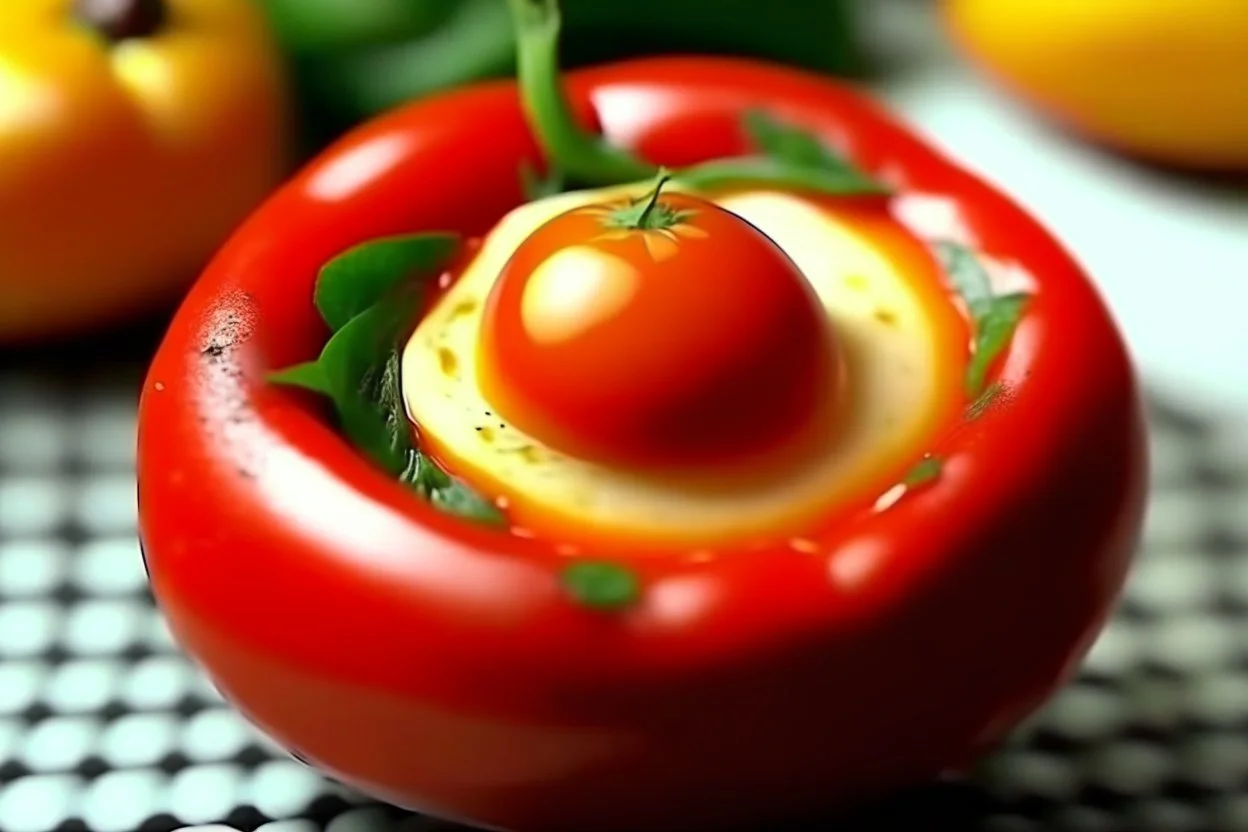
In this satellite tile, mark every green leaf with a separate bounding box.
[935,242,994,318]
[519,159,566,200]
[258,0,453,55]
[675,110,889,198]
[268,361,331,395]
[271,226,503,529]
[300,297,506,525]
[966,293,1028,397]
[317,299,421,476]
[560,0,863,77]
[561,561,641,611]
[270,0,860,138]
[315,233,459,332]
[675,156,888,198]
[743,109,857,173]
[292,0,517,126]
[409,454,507,525]
[408,449,450,491]
[902,456,943,488]
[935,242,1031,397]
[431,480,507,525]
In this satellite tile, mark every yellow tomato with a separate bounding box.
[0,0,290,340]
[943,0,1248,170]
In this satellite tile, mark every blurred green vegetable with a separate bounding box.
[258,0,862,147]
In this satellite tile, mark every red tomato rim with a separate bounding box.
[138,56,1145,680]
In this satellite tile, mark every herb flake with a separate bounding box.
[409,454,506,526]
[935,242,1031,398]
[966,382,1005,420]
[562,561,641,611]
[902,456,943,488]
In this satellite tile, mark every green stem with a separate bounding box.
[634,170,671,228]
[603,169,690,231]
[506,0,657,186]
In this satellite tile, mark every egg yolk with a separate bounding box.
[476,186,842,473]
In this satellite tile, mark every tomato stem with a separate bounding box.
[634,170,672,228]
[507,0,657,186]
[603,169,691,231]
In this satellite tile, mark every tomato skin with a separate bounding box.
[137,58,1147,832]
[477,191,839,471]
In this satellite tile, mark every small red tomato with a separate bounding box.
[476,178,842,471]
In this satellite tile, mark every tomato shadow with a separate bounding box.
[0,306,170,402]
[744,781,1006,832]
[356,780,1018,832]
[0,308,169,371]
[341,781,993,832]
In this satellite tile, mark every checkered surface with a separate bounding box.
[0,345,1245,832]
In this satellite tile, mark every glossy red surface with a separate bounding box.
[137,58,1148,832]
[478,191,840,472]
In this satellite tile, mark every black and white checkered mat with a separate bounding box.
[0,343,1245,832]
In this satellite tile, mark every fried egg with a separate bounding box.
[401,184,964,549]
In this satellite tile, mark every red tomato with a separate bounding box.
[477,186,840,470]
[137,57,1147,832]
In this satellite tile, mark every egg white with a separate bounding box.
[402,184,951,548]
